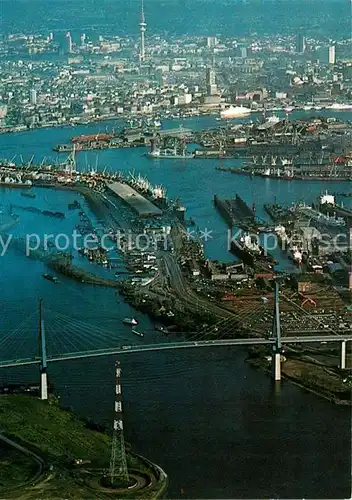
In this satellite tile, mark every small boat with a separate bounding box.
[123,317,138,326]
[42,210,65,219]
[155,324,169,334]
[42,273,59,283]
[68,200,81,210]
[132,329,144,337]
[21,191,36,198]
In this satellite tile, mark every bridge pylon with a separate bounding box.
[39,299,48,400]
[340,340,347,370]
[272,280,282,381]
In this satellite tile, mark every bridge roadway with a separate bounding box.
[0,335,351,369]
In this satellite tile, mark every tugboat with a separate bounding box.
[123,318,138,326]
[42,273,59,283]
[132,329,144,337]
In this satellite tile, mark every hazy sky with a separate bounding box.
[1,0,349,36]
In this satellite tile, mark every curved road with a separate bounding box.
[0,433,45,492]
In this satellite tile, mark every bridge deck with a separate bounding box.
[0,335,351,369]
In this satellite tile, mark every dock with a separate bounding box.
[106,182,163,217]
[214,194,255,228]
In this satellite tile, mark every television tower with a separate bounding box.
[139,0,146,62]
[109,361,129,484]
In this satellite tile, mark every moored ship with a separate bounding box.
[71,133,115,143]
[220,105,251,119]
[0,175,32,188]
[146,138,194,159]
[230,233,275,267]
[217,153,352,181]
[146,148,194,159]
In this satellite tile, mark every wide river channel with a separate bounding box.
[0,112,351,498]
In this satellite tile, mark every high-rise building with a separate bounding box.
[29,88,37,105]
[80,33,86,47]
[65,32,73,54]
[328,45,336,65]
[139,0,147,62]
[240,47,248,58]
[0,105,8,119]
[206,68,216,86]
[206,67,217,95]
[206,37,218,48]
[296,34,306,53]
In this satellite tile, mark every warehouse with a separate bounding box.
[107,182,163,217]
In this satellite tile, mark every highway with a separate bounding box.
[0,335,351,368]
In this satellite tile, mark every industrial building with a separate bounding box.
[107,182,162,217]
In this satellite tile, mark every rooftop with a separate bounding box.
[107,181,162,217]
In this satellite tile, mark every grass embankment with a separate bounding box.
[0,395,167,499]
[248,347,352,404]
[0,395,111,467]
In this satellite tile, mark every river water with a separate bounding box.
[0,113,351,498]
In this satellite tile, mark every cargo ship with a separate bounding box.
[146,146,194,159]
[230,233,276,267]
[0,176,32,188]
[315,192,352,224]
[217,155,352,181]
[71,133,115,143]
[146,138,194,159]
[220,105,251,119]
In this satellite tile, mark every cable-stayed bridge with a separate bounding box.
[0,283,350,399]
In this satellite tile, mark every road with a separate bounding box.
[162,252,234,319]
[0,433,45,491]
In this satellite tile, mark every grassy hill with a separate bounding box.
[0,395,167,499]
